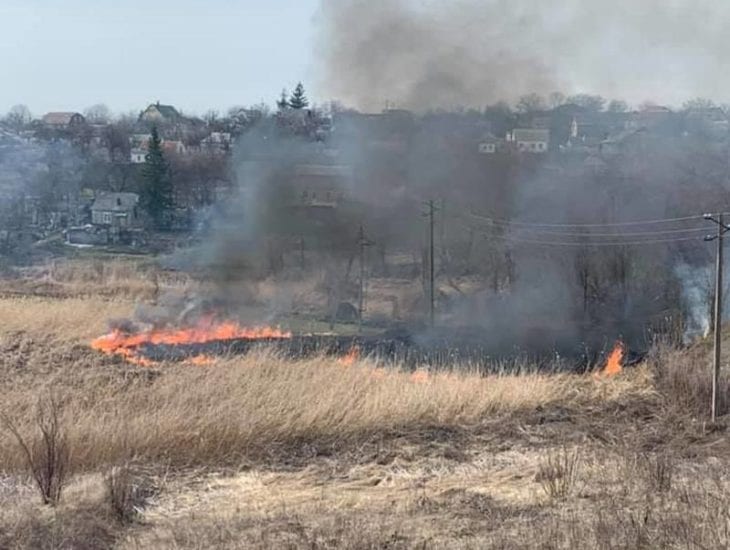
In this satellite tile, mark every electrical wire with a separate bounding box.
[458,221,708,247]
[468,211,727,229]
[467,222,709,238]
[489,234,704,247]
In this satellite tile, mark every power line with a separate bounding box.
[468,220,708,238]
[462,223,704,247]
[468,211,723,229]
[484,234,702,247]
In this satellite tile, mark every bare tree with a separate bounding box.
[84,103,112,124]
[516,93,546,113]
[682,98,716,111]
[548,92,566,109]
[4,104,32,130]
[567,94,606,112]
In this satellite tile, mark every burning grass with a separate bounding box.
[0,349,652,472]
[2,288,730,548]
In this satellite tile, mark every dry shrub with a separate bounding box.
[105,463,155,524]
[650,341,730,417]
[1,394,70,506]
[536,447,581,500]
[0,477,123,550]
[642,453,674,493]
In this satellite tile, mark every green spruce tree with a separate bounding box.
[289,82,309,109]
[140,126,173,230]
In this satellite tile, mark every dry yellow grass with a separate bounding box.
[0,348,654,472]
[0,258,195,301]
[2,272,724,549]
[0,296,134,341]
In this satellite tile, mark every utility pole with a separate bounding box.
[424,200,437,327]
[704,213,729,422]
[357,225,374,332]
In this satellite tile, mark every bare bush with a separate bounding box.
[105,463,157,524]
[1,394,70,506]
[536,447,581,500]
[643,453,674,493]
[650,342,730,417]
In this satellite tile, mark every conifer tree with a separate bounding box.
[140,126,173,230]
[289,82,309,110]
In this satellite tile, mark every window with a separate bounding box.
[102,212,112,224]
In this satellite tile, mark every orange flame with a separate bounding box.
[189,355,215,366]
[91,316,291,366]
[410,369,430,384]
[338,345,360,366]
[597,341,624,378]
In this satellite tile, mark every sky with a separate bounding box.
[0,0,320,117]
[5,0,730,118]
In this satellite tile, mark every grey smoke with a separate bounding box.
[674,262,712,343]
[315,0,730,111]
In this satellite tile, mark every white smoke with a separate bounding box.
[674,263,711,343]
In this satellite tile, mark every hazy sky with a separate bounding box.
[1,0,320,117]
[6,0,730,118]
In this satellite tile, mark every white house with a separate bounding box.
[508,129,550,153]
[130,148,146,164]
[478,133,500,154]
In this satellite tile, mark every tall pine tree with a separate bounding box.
[140,126,173,230]
[289,82,309,109]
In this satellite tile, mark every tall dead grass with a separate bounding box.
[0,296,133,341]
[0,352,653,472]
[1,258,195,300]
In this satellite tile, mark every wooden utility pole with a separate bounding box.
[357,225,373,332]
[705,213,728,422]
[713,214,724,422]
[427,200,436,327]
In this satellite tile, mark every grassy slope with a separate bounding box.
[1,261,730,548]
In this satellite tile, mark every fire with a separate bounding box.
[91,316,291,366]
[189,355,215,366]
[339,345,360,366]
[410,369,430,384]
[597,341,624,378]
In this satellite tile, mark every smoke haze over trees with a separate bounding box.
[315,0,730,111]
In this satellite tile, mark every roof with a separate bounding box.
[142,103,181,120]
[42,112,84,126]
[512,129,550,142]
[479,132,500,143]
[91,192,139,212]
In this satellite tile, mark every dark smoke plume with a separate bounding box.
[315,0,730,111]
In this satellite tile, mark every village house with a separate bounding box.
[40,112,86,128]
[139,102,183,124]
[130,149,146,164]
[508,128,550,153]
[91,192,140,228]
[161,140,186,156]
[200,132,232,153]
[477,133,501,154]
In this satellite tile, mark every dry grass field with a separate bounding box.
[1,260,730,549]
